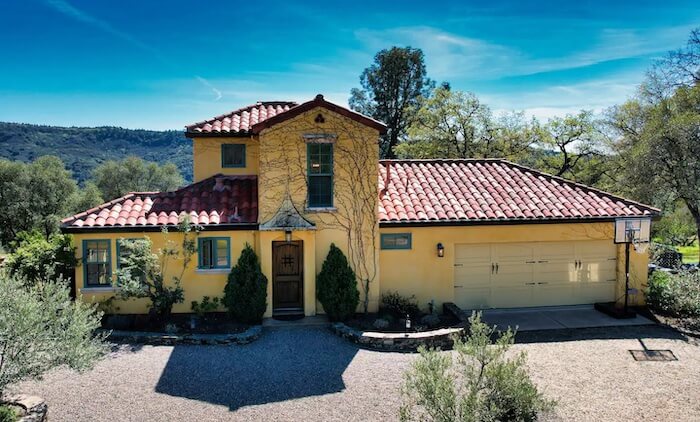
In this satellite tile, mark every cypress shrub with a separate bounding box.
[224,244,268,324]
[317,243,359,321]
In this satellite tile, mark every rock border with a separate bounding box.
[331,322,465,352]
[1,394,48,422]
[104,325,263,346]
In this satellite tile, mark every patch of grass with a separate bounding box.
[677,242,699,264]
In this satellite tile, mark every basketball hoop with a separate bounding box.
[633,238,649,254]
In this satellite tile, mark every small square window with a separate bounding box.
[198,237,231,269]
[222,144,246,168]
[381,233,412,250]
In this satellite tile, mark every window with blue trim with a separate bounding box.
[381,233,412,250]
[222,144,246,168]
[198,237,230,269]
[83,239,111,286]
[307,143,333,207]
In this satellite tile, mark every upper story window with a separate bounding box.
[307,143,333,208]
[83,239,111,287]
[198,237,231,269]
[222,144,246,168]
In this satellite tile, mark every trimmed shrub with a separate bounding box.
[224,244,268,324]
[317,244,359,322]
[4,231,77,286]
[647,270,700,317]
[381,290,420,319]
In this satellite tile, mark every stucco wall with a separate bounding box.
[379,222,648,312]
[192,136,259,182]
[73,230,257,314]
[257,106,381,313]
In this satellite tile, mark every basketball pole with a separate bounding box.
[624,242,630,313]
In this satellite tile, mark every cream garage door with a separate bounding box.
[454,240,617,309]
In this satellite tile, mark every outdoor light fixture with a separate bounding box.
[285,230,292,243]
[437,243,444,258]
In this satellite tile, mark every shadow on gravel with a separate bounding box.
[514,324,690,345]
[155,327,358,411]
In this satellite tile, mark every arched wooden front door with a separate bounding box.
[272,241,304,314]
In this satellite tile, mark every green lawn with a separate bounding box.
[678,242,699,264]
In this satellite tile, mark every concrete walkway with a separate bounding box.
[480,305,654,332]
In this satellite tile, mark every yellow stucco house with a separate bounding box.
[61,95,659,318]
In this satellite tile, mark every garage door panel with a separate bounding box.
[454,240,618,310]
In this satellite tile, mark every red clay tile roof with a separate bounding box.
[185,95,387,137]
[186,101,297,136]
[61,175,258,229]
[378,159,659,224]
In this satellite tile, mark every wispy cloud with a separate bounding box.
[45,0,223,101]
[354,24,695,80]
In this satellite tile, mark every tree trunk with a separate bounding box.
[687,202,700,265]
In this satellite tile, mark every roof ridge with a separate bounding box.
[185,101,297,130]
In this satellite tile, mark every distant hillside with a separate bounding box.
[0,122,193,183]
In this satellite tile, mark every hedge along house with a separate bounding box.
[62,95,660,318]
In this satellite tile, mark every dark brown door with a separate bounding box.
[272,241,303,312]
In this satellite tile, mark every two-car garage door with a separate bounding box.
[454,240,617,310]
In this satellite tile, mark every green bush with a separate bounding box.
[191,296,221,317]
[647,270,700,317]
[400,312,554,422]
[0,274,106,397]
[4,231,77,286]
[381,291,420,319]
[316,244,359,322]
[0,405,17,422]
[223,244,267,324]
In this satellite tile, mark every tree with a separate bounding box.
[0,156,79,247]
[400,312,554,422]
[116,217,200,319]
[644,28,700,99]
[654,202,698,247]
[91,156,184,200]
[0,274,106,397]
[316,244,360,322]
[350,47,434,158]
[223,244,268,324]
[609,85,700,263]
[73,181,104,212]
[398,87,538,161]
[537,111,608,183]
[4,232,77,287]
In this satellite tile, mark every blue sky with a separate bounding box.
[1,0,699,130]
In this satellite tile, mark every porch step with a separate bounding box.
[262,315,330,328]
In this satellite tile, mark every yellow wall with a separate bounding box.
[379,222,648,312]
[191,136,259,182]
[73,230,256,314]
[257,106,381,313]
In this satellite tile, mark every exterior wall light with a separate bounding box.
[285,230,292,243]
[437,243,444,258]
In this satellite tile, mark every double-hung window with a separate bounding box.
[307,142,333,208]
[83,240,111,287]
[198,237,231,269]
[221,144,246,168]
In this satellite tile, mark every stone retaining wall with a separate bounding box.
[331,323,465,352]
[2,394,47,422]
[105,325,263,346]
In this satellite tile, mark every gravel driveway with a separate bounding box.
[16,325,700,421]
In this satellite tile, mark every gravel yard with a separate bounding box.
[16,325,700,421]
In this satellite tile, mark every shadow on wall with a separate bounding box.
[154,327,359,411]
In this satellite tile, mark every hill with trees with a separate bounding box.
[0,122,192,183]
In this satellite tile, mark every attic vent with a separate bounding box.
[315,113,325,123]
